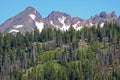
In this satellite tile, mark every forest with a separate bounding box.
[0,23,120,80]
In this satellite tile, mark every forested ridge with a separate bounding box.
[0,23,120,80]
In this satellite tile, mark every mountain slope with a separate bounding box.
[0,6,43,34]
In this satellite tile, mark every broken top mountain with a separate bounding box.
[0,6,119,34]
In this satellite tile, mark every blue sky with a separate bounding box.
[0,0,120,24]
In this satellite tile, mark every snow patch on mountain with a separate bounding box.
[100,23,104,28]
[14,25,23,29]
[29,14,36,20]
[60,25,70,31]
[58,16,70,31]
[9,30,19,33]
[58,16,66,25]
[50,21,54,26]
[72,21,83,30]
[90,22,93,26]
[35,21,44,32]
[76,26,83,31]
[73,21,80,29]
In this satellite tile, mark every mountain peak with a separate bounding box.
[25,6,36,11]
[24,6,38,15]
[49,11,71,17]
[0,6,42,33]
[111,11,117,18]
[99,11,107,18]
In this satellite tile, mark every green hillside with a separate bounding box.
[0,24,120,80]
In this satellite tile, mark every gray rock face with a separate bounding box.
[46,11,85,29]
[117,16,120,25]
[100,11,108,19]
[0,6,42,34]
[72,17,84,24]
[0,6,119,34]
[111,11,117,18]
[46,11,72,27]
[91,11,117,24]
